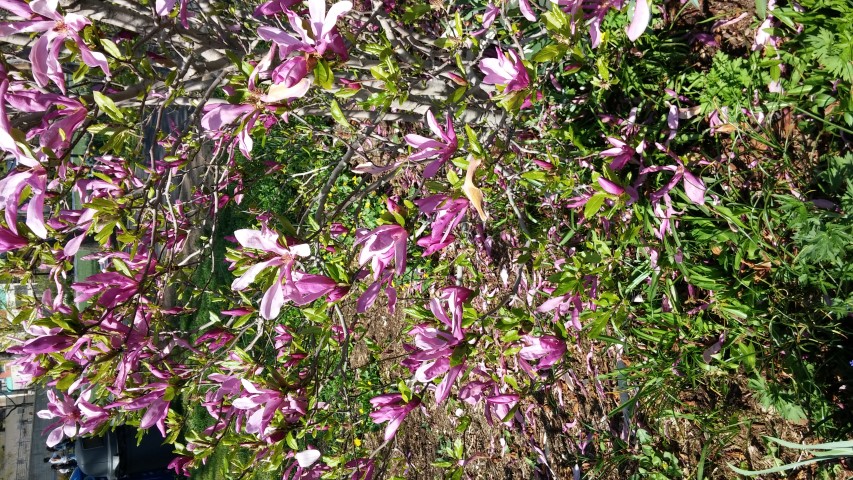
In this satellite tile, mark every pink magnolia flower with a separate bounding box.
[231,379,306,438]
[597,177,638,204]
[230,228,337,319]
[0,0,110,92]
[479,48,530,93]
[8,331,74,355]
[0,225,27,252]
[473,3,500,36]
[403,325,465,404]
[641,144,706,205]
[626,0,651,42]
[518,335,567,371]
[414,194,468,255]
[17,90,89,156]
[651,192,680,239]
[257,0,352,60]
[37,390,81,447]
[155,0,190,28]
[0,163,48,238]
[459,380,497,406]
[201,100,273,158]
[538,292,583,329]
[484,393,520,426]
[354,225,407,312]
[429,286,472,341]
[283,449,327,479]
[264,56,312,102]
[599,136,641,171]
[168,456,193,477]
[404,111,458,178]
[0,72,37,165]
[369,393,420,441]
[753,0,778,50]
[254,0,301,17]
[346,458,375,480]
[72,271,139,308]
[519,0,536,21]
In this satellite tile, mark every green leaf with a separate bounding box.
[286,432,298,450]
[543,5,570,32]
[464,125,484,157]
[335,88,360,99]
[329,99,350,130]
[402,4,431,22]
[93,91,124,122]
[314,60,334,90]
[454,11,463,38]
[532,44,568,63]
[584,193,606,219]
[111,258,132,277]
[100,38,123,59]
[398,381,412,403]
[755,0,767,19]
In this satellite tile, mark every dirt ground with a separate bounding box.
[348,295,852,479]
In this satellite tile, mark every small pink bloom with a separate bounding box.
[404,111,458,178]
[519,335,567,370]
[414,194,468,255]
[257,0,352,60]
[355,224,407,280]
[230,228,336,319]
[428,286,472,341]
[479,48,530,93]
[369,393,420,441]
[473,3,500,36]
[0,0,110,92]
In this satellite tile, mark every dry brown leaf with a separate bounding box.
[462,156,487,222]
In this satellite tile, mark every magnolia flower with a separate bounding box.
[254,0,301,17]
[403,325,465,404]
[356,224,407,278]
[230,379,306,438]
[753,0,778,50]
[202,96,288,158]
[429,286,472,341]
[519,0,536,21]
[641,144,706,205]
[168,457,193,478]
[473,3,500,36]
[626,0,651,42]
[414,194,468,255]
[0,226,27,252]
[38,390,81,447]
[0,0,110,92]
[0,72,36,165]
[599,137,640,171]
[404,111,458,178]
[485,394,520,426]
[0,163,48,238]
[264,56,312,102]
[354,225,407,313]
[369,393,420,441]
[155,0,190,28]
[346,458,375,480]
[230,228,337,319]
[479,48,530,93]
[518,335,567,371]
[597,177,639,204]
[257,0,352,60]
